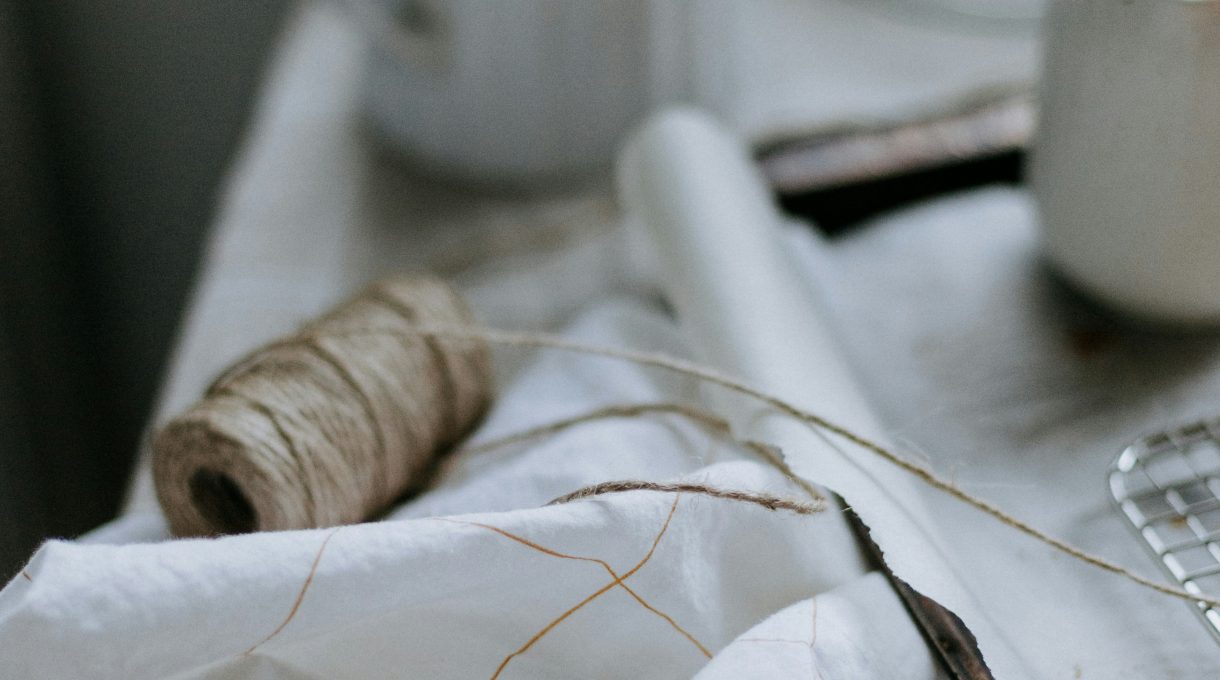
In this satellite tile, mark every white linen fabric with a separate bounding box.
[695,573,943,680]
[17,185,1220,678]
[0,302,937,679]
[8,3,1196,678]
[793,187,1220,678]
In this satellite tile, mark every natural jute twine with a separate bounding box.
[384,324,1220,611]
[152,273,1220,611]
[152,275,492,537]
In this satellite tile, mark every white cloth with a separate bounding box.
[794,186,1220,678]
[5,4,1160,678]
[121,0,1041,514]
[0,302,936,679]
[696,573,942,680]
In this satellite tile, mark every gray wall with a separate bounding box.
[0,0,288,576]
[0,0,93,577]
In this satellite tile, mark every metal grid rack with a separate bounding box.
[1109,420,1220,643]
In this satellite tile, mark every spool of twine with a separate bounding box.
[152,275,493,537]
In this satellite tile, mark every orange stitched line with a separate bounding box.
[808,598,824,680]
[440,512,711,658]
[243,528,341,656]
[491,495,681,680]
[735,600,822,679]
[491,572,624,678]
[438,518,614,567]
[619,587,711,658]
[20,569,31,582]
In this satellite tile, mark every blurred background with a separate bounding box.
[0,0,1051,579]
[0,1,290,576]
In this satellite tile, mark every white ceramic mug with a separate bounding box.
[1032,0,1220,324]
[351,0,695,187]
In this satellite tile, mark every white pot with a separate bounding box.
[356,0,695,188]
[1032,0,1220,324]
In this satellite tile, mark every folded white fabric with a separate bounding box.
[792,186,1220,677]
[696,573,945,680]
[0,301,936,679]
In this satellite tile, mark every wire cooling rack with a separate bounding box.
[1109,420,1220,643]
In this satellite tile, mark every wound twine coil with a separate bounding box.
[149,275,1220,611]
[152,275,493,537]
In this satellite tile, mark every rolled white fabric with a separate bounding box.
[617,109,1026,676]
[0,301,920,679]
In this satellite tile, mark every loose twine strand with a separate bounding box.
[314,322,1220,611]
[463,401,827,510]
[549,481,821,515]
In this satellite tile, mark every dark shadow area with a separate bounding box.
[776,150,1025,234]
[0,0,288,579]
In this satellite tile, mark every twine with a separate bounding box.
[362,323,1220,612]
[151,275,493,537]
[151,275,1220,611]
[549,482,821,515]
[461,401,826,506]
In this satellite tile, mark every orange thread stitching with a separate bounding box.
[736,599,822,680]
[617,585,710,658]
[243,527,341,656]
[491,494,681,680]
[808,598,824,680]
[437,518,613,567]
[440,511,711,658]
